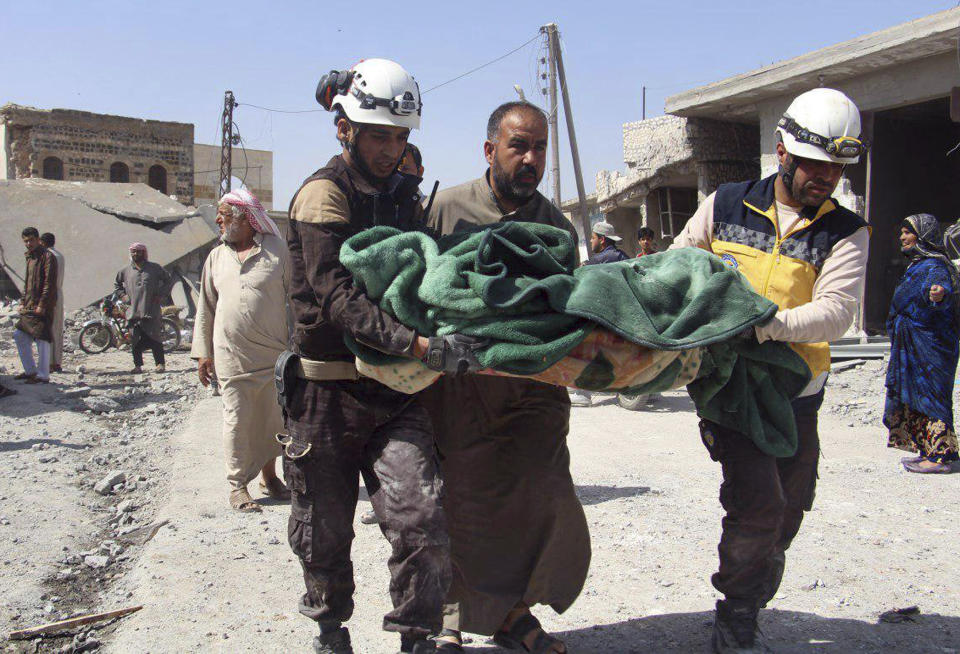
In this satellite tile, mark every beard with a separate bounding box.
[491,159,539,203]
[221,222,243,244]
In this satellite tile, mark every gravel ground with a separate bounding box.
[2,341,959,653]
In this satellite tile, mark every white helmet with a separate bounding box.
[316,58,421,130]
[776,88,864,164]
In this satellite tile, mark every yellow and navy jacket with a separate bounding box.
[710,174,867,378]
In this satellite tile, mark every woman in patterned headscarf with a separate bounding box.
[884,213,960,473]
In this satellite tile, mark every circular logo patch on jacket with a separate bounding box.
[720,254,739,269]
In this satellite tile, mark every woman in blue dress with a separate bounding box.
[884,213,960,473]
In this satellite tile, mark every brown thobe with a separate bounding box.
[191,234,289,489]
[421,172,591,635]
[17,246,58,342]
[114,260,171,342]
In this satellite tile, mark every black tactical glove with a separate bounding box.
[423,333,489,375]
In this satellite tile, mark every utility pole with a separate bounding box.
[642,85,646,120]
[219,90,236,199]
[541,24,561,209]
[545,23,591,245]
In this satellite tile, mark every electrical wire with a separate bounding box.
[422,33,541,94]
[231,121,250,186]
[238,103,325,114]
[232,33,541,117]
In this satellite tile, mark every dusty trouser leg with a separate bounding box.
[14,329,38,376]
[131,325,148,368]
[758,389,824,608]
[700,420,786,607]
[147,333,165,366]
[34,339,51,380]
[365,400,451,639]
[284,380,365,630]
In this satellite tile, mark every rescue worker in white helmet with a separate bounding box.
[280,58,475,654]
[671,87,870,653]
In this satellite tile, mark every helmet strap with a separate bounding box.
[778,149,800,199]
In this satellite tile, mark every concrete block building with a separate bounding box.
[193,143,274,210]
[599,7,960,332]
[0,104,195,205]
[596,115,758,255]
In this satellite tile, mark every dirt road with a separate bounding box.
[4,354,960,653]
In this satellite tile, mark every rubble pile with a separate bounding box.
[0,348,204,649]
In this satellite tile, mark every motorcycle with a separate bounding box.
[77,291,182,355]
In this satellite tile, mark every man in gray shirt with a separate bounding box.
[114,243,170,373]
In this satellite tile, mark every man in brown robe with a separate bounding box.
[13,227,58,384]
[422,101,590,654]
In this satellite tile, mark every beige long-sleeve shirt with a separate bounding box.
[191,234,291,378]
[671,191,869,395]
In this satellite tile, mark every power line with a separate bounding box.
[238,102,325,114]
[422,33,541,94]
[232,34,541,117]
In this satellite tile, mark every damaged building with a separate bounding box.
[0,102,275,311]
[0,179,218,311]
[598,7,960,331]
[0,104,195,205]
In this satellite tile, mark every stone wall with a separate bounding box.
[597,115,759,209]
[0,104,194,205]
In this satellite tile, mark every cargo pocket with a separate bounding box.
[287,494,315,563]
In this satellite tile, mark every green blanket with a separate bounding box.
[341,222,811,456]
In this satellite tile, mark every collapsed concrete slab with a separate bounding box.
[0,180,218,310]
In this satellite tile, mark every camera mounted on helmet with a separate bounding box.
[777,116,868,161]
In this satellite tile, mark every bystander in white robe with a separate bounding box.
[191,233,290,490]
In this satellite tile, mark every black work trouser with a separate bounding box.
[281,378,451,637]
[699,388,824,608]
[131,324,165,367]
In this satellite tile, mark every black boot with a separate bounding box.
[313,626,354,654]
[712,599,771,653]
[399,633,437,653]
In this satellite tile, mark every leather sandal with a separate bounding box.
[230,487,262,512]
[493,613,566,653]
[435,629,464,652]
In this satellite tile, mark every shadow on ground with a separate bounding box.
[581,392,695,414]
[575,484,656,506]
[463,609,960,653]
[0,437,87,453]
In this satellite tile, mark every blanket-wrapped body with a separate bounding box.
[341,222,809,457]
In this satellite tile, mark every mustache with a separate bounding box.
[515,165,538,179]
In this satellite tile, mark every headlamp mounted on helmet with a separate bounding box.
[777,116,868,160]
[351,86,421,117]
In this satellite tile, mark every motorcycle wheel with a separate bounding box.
[78,323,114,354]
[161,318,181,353]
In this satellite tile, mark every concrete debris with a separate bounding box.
[83,397,121,414]
[93,470,127,495]
[83,555,110,569]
